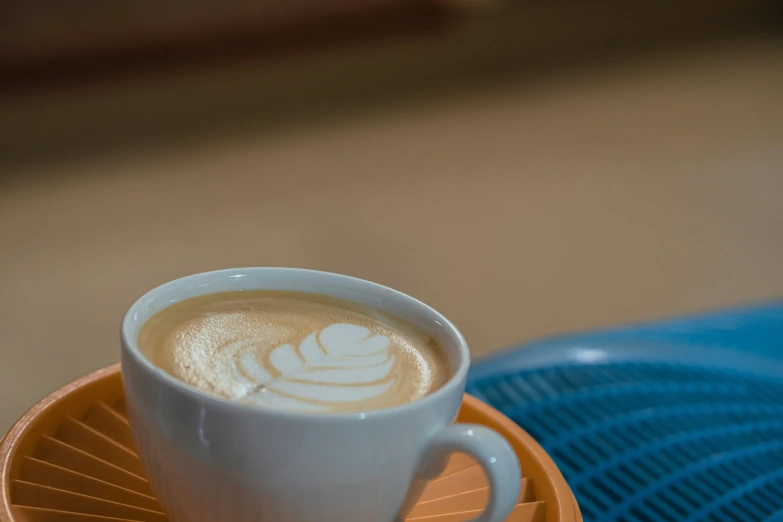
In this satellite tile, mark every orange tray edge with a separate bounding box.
[1,364,581,522]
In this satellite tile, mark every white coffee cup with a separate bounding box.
[121,268,521,522]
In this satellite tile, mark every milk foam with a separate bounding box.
[138,291,448,413]
[229,323,404,410]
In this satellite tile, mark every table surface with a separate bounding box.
[1,36,782,433]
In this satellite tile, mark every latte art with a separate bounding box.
[138,291,449,413]
[225,323,414,410]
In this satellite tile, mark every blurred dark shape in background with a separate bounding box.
[0,0,781,165]
[1,0,782,432]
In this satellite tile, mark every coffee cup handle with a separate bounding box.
[417,424,521,522]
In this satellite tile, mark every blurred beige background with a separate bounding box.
[2,32,783,433]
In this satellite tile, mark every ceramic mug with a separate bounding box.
[121,268,521,522]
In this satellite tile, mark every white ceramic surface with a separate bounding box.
[121,268,521,522]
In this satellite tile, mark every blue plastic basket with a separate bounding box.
[467,302,783,522]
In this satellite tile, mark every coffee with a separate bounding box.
[138,291,450,413]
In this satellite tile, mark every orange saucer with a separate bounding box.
[1,365,580,522]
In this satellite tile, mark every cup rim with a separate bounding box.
[121,267,470,422]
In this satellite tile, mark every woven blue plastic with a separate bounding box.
[467,302,783,522]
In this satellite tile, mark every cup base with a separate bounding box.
[0,365,579,522]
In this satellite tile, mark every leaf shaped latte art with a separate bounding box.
[233,323,397,411]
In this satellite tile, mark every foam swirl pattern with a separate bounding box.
[137,291,448,413]
[235,323,401,411]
